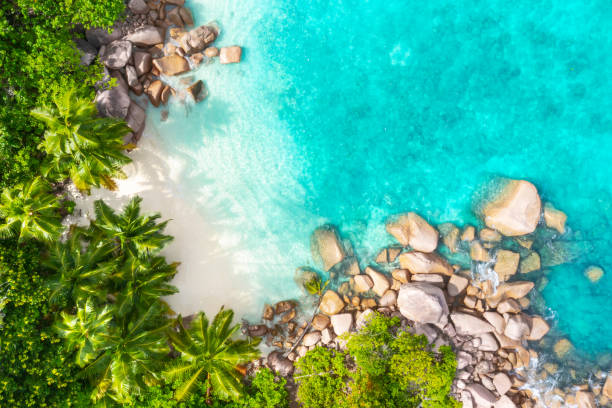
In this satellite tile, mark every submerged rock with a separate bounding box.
[553,338,573,358]
[584,265,604,283]
[543,203,567,234]
[386,212,439,252]
[482,179,541,236]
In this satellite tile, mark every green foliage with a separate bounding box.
[31,87,132,192]
[0,240,91,407]
[237,367,289,408]
[295,313,460,408]
[0,177,63,242]
[89,197,173,258]
[0,0,124,189]
[164,309,261,402]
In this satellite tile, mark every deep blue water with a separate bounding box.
[152,0,612,358]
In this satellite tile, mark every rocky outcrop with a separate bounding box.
[311,225,345,271]
[124,25,165,46]
[386,212,439,252]
[482,179,541,236]
[397,282,448,325]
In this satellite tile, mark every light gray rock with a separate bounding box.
[397,282,449,325]
[448,274,469,296]
[320,328,333,345]
[466,383,497,407]
[356,308,375,329]
[330,313,353,336]
[74,39,97,66]
[100,40,132,69]
[413,323,438,343]
[483,311,505,334]
[379,289,397,307]
[456,351,473,370]
[86,25,122,48]
[478,333,499,352]
[451,313,495,336]
[493,372,511,396]
[95,85,130,119]
[365,267,390,296]
[124,26,165,46]
[503,314,531,341]
[128,0,149,14]
[460,391,474,408]
[494,395,517,408]
[267,351,294,377]
[302,331,321,347]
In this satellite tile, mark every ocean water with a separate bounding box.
[150,0,612,362]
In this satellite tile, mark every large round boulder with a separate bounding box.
[386,212,439,252]
[100,40,132,69]
[397,282,449,326]
[482,179,541,236]
[310,225,345,271]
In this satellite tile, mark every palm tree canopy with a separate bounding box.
[82,302,171,403]
[45,231,116,305]
[0,177,63,242]
[89,197,173,258]
[165,308,261,402]
[31,87,132,192]
[54,298,114,367]
[112,254,178,318]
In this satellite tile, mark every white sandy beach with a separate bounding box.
[74,122,259,319]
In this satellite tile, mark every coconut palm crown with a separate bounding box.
[165,308,261,402]
[0,177,63,242]
[30,87,132,193]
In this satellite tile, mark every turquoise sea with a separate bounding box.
[151,0,612,365]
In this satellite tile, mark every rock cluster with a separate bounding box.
[243,179,611,408]
[76,0,243,144]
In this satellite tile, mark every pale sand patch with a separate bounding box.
[74,125,259,319]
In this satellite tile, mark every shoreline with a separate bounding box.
[74,122,257,319]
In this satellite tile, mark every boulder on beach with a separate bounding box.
[353,274,373,293]
[451,313,495,336]
[386,212,439,252]
[153,55,190,76]
[204,46,220,57]
[398,251,453,276]
[575,391,596,408]
[302,331,321,347]
[220,46,243,64]
[311,225,345,271]
[133,51,152,76]
[125,102,146,140]
[603,373,612,400]
[487,281,534,307]
[503,314,531,340]
[438,223,460,252]
[397,282,449,325]
[365,267,390,296]
[494,395,517,408]
[543,203,567,234]
[483,311,505,334]
[100,40,132,69]
[95,86,130,119]
[319,290,344,315]
[128,0,149,14]
[330,313,353,336]
[312,314,330,331]
[146,80,164,107]
[482,179,541,236]
[124,26,165,46]
[186,80,207,102]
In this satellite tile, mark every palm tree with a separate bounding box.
[164,308,261,402]
[31,87,132,193]
[54,298,114,367]
[112,254,178,318]
[45,231,116,305]
[89,197,173,258]
[82,302,171,403]
[0,177,63,242]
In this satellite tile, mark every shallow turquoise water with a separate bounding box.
[152,0,612,358]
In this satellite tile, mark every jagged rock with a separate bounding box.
[100,40,132,69]
[504,314,531,340]
[398,251,452,276]
[319,291,344,315]
[584,265,604,283]
[128,0,149,14]
[179,7,194,25]
[379,290,397,307]
[267,351,294,377]
[386,212,439,252]
[365,267,390,296]
[161,85,171,104]
[494,395,517,408]
[133,51,152,76]
[544,203,567,234]
[152,55,190,76]
[311,225,345,271]
[575,391,596,408]
[125,102,146,139]
[320,328,333,344]
[520,252,540,274]
[182,25,218,54]
[466,383,497,407]
[125,65,139,88]
[527,316,549,340]
[302,331,321,347]
[95,85,130,119]
[312,314,330,331]
[74,39,97,66]
[330,313,353,336]
[86,24,122,48]
[354,274,373,292]
[438,223,460,252]
[482,179,541,236]
[451,313,494,336]
[146,80,163,107]
[448,274,469,296]
[167,6,184,26]
[263,305,274,320]
[496,299,521,314]
[275,300,295,314]
[470,241,490,262]
[397,282,449,325]
[204,46,220,57]
[186,80,206,102]
[220,46,243,64]
[391,269,410,283]
[478,332,499,352]
[124,26,165,46]
[493,372,512,395]
[494,250,520,282]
